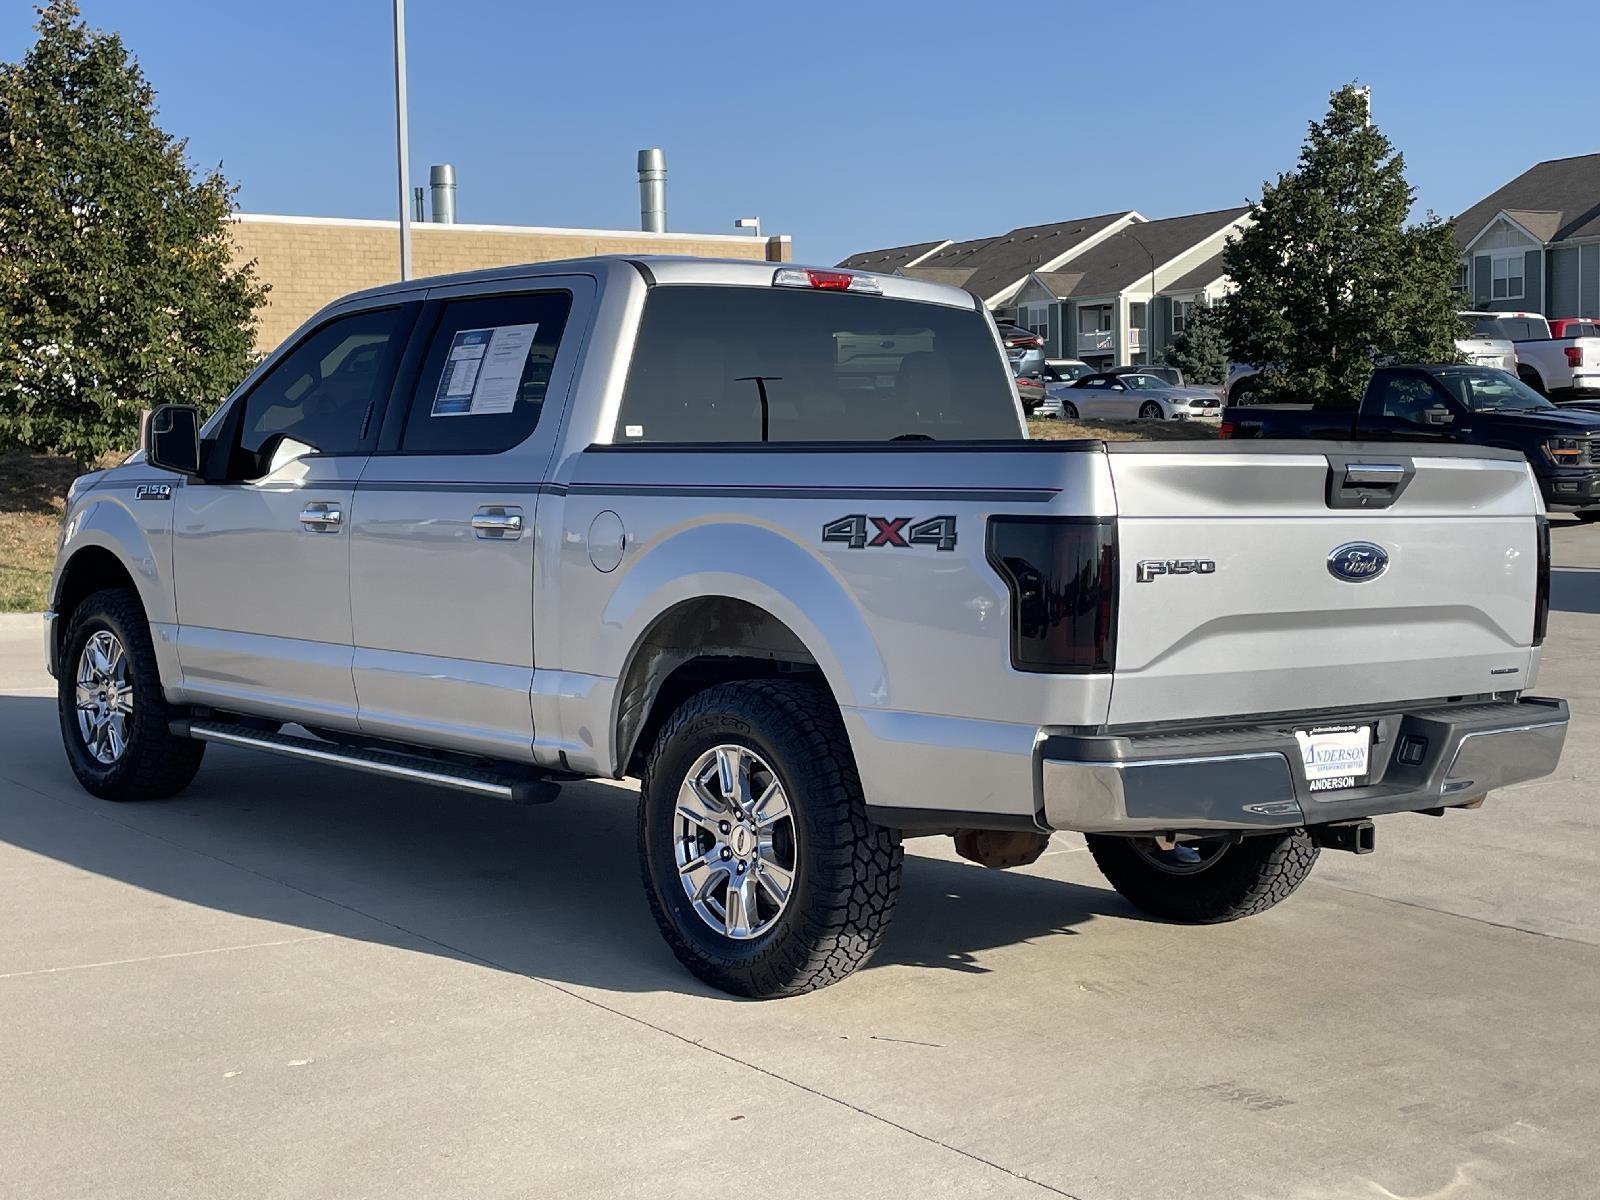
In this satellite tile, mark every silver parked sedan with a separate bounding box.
[1056,371,1222,421]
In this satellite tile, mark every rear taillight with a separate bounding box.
[1534,515,1550,646]
[1218,420,1236,439]
[1009,334,1044,349]
[772,267,881,294]
[1566,345,1584,368]
[986,517,1117,672]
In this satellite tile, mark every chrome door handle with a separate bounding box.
[299,505,342,529]
[471,508,524,539]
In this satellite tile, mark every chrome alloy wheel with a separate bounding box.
[674,744,798,940]
[75,630,134,764]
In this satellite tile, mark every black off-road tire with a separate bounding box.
[58,587,205,801]
[1086,831,1319,923]
[638,678,902,998]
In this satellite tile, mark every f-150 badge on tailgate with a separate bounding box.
[1136,558,1215,583]
[822,514,957,551]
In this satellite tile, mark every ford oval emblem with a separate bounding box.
[1328,541,1389,583]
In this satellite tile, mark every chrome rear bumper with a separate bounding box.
[1041,697,1568,834]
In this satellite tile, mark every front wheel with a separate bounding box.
[638,678,902,998]
[1086,830,1318,923]
[1062,401,1079,419]
[1139,401,1165,420]
[58,588,205,800]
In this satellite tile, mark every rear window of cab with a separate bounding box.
[615,285,1021,443]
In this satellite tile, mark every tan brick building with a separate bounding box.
[228,213,793,353]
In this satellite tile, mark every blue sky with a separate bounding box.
[1,1,1590,266]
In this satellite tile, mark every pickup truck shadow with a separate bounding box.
[1550,567,1600,615]
[0,696,1116,996]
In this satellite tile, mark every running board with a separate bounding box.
[170,719,560,804]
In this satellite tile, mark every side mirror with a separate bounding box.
[1423,406,1455,427]
[145,404,201,475]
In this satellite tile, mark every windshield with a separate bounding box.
[1463,315,1548,341]
[1433,366,1554,412]
[617,285,1022,442]
[1120,374,1166,390]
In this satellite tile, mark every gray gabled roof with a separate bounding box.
[1029,208,1249,300]
[958,212,1134,302]
[1454,154,1600,247]
[837,240,948,273]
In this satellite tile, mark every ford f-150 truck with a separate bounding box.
[1221,362,1600,519]
[1463,311,1600,398]
[47,259,1568,997]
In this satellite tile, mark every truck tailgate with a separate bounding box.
[1105,443,1541,726]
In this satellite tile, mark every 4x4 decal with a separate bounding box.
[822,514,957,551]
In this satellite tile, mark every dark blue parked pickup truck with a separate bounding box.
[1221,364,1600,520]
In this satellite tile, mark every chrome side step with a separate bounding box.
[170,719,559,804]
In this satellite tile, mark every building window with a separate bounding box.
[1491,253,1524,301]
[1021,303,1049,338]
[1453,262,1470,293]
[1172,299,1192,335]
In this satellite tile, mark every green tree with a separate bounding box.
[1221,84,1461,407]
[0,0,266,464]
[1163,299,1229,386]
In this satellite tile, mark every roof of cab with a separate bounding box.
[328,255,981,312]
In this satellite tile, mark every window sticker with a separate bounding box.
[430,324,540,416]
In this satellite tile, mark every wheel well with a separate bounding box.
[54,547,140,655]
[615,597,830,777]
[1518,363,1545,390]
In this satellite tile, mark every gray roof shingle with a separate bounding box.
[837,240,948,273]
[1454,154,1600,246]
[1028,208,1248,300]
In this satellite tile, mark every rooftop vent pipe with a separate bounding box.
[429,164,456,224]
[637,148,666,233]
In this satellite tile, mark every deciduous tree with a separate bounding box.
[0,0,266,464]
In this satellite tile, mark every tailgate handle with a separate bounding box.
[1326,454,1415,509]
[1344,463,1406,487]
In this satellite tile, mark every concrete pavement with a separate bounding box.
[2,526,1597,1200]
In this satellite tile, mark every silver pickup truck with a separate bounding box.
[46,257,1568,997]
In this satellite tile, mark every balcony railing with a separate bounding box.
[1077,330,1115,353]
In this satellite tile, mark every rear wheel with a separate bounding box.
[638,678,902,998]
[1519,366,1547,394]
[1086,830,1318,923]
[1139,401,1165,420]
[58,588,204,800]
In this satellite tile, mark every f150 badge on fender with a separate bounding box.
[822,514,957,551]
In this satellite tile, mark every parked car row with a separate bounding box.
[1038,363,1222,423]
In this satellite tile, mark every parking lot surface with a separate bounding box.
[2,523,1597,1200]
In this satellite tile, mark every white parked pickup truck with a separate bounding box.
[46,258,1568,997]
[1465,311,1600,398]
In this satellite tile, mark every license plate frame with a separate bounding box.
[1295,724,1372,794]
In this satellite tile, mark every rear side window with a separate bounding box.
[615,286,1020,443]
[401,291,573,454]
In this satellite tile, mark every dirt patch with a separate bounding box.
[0,452,122,612]
[1027,418,1218,442]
